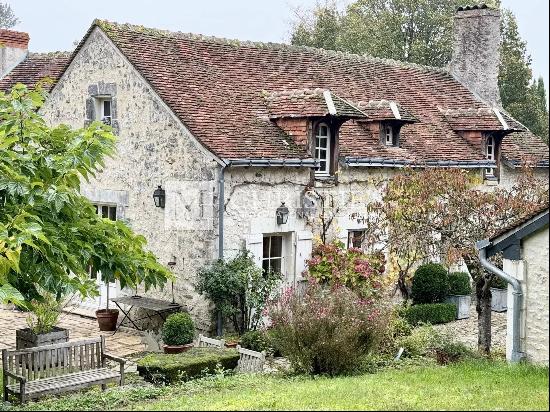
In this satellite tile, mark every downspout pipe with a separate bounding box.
[216,162,227,337]
[476,240,524,362]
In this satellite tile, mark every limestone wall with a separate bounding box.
[522,227,549,364]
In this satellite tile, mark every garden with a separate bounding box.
[1,85,548,411]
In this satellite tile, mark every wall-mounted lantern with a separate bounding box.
[153,185,166,208]
[276,202,289,225]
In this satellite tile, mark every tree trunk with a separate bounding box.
[476,277,492,354]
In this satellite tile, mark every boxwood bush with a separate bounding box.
[401,303,456,326]
[137,347,239,383]
[448,272,472,296]
[239,330,271,353]
[161,312,195,346]
[411,263,449,304]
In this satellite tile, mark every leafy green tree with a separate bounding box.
[290,1,549,141]
[0,83,172,304]
[0,2,18,29]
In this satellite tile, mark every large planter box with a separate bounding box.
[491,287,508,312]
[15,326,69,350]
[445,294,471,319]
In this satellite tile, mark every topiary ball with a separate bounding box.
[448,272,472,296]
[162,312,195,346]
[411,263,449,304]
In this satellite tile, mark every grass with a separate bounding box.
[2,359,547,411]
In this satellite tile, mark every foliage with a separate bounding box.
[239,330,271,353]
[196,250,281,334]
[0,84,172,306]
[268,282,389,376]
[25,292,61,334]
[161,312,195,346]
[0,2,18,29]
[305,241,386,299]
[448,272,472,295]
[136,347,239,384]
[290,2,549,142]
[490,275,508,290]
[411,263,449,304]
[377,309,412,356]
[400,303,457,326]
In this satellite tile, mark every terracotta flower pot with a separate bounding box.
[96,308,119,331]
[163,343,194,354]
[225,342,238,349]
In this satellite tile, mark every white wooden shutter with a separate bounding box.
[246,233,264,268]
[295,231,313,279]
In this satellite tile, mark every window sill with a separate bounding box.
[484,176,498,186]
[314,175,337,187]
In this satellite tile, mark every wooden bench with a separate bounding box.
[197,334,225,349]
[2,336,125,404]
[236,345,266,373]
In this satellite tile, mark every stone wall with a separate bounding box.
[39,27,220,331]
[521,227,549,364]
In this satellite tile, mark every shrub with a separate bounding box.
[448,272,472,296]
[268,282,389,376]
[490,276,508,290]
[26,293,61,335]
[411,263,449,304]
[400,303,456,326]
[239,330,270,353]
[397,324,477,364]
[162,312,195,346]
[137,347,239,383]
[196,250,281,334]
[377,310,413,356]
[305,241,386,299]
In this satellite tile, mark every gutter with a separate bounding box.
[476,239,524,362]
[344,157,496,169]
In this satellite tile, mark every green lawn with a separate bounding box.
[4,360,549,411]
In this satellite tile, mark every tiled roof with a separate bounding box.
[264,88,366,119]
[490,202,549,240]
[0,52,71,93]
[3,20,549,165]
[356,100,417,122]
[0,29,29,49]
[439,107,526,131]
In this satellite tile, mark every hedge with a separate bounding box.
[137,347,239,383]
[401,303,457,326]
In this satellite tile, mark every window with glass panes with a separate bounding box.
[262,235,283,275]
[485,135,495,177]
[315,123,331,176]
[347,230,366,249]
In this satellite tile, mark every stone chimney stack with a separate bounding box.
[449,4,501,107]
[0,29,29,78]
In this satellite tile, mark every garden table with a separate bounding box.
[110,296,182,335]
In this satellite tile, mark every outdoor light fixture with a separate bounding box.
[276,202,289,225]
[152,185,166,208]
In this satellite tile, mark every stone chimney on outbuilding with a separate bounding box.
[449,4,501,107]
[0,29,29,78]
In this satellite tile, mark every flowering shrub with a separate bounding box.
[305,241,385,299]
[267,282,389,375]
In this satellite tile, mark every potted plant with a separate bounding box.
[220,333,240,349]
[162,312,195,354]
[16,293,69,350]
[445,272,472,319]
[490,276,508,312]
[95,268,119,331]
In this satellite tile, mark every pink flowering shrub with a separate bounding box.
[267,281,389,375]
[305,241,386,299]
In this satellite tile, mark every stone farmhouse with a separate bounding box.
[0,5,548,330]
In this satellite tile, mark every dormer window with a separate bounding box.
[95,97,112,125]
[485,135,496,177]
[314,122,331,176]
[383,123,398,146]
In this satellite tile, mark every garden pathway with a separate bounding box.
[0,306,145,358]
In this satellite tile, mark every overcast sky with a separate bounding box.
[8,0,549,91]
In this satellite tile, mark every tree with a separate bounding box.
[0,83,172,304]
[0,2,19,29]
[364,168,548,354]
[290,1,549,141]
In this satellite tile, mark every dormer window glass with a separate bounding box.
[485,135,495,177]
[315,122,331,176]
[383,124,398,146]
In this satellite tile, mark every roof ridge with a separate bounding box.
[94,19,449,75]
[28,51,73,58]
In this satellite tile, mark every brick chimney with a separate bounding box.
[449,5,501,107]
[0,29,29,78]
